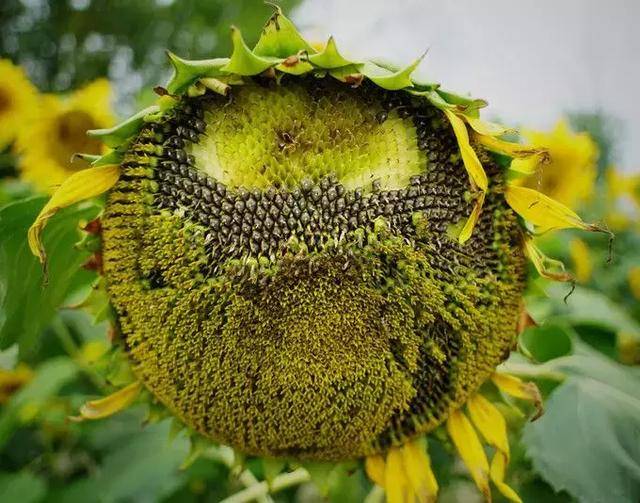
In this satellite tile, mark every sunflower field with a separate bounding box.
[0,2,639,502]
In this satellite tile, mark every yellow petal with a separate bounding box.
[459,192,485,244]
[569,238,592,284]
[464,116,514,137]
[402,439,439,502]
[492,373,543,420]
[446,409,491,501]
[365,454,387,488]
[468,394,522,503]
[74,381,142,420]
[386,447,408,503]
[476,134,549,161]
[28,164,120,272]
[523,238,573,282]
[490,452,522,503]
[443,109,488,191]
[505,184,604,233]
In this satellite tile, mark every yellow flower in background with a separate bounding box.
[0,364,34,404]
[0,59,38,150]
[605,168,640,230]
[515,120,598,210]
[569,238,592,284]
[17,79,114,193]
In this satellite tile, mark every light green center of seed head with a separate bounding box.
[188,82,426,191]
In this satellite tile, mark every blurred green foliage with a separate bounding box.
[0,0,298,110]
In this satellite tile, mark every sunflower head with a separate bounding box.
[28,7,608,501]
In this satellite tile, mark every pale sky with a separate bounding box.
[293,0,640,172]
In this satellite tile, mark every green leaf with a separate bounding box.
[0,357,78,449]
[221,26,278,76]
[262,457,286,485]
[88,106,159,147]
[519,324,573,363]
[253,5,315,58]
[307,36,353,69]
[165,52,229,94]
[522,346,640,503]
[0,197,99,354]
[0,471,46,503]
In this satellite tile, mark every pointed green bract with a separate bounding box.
[253,5,316,58]
[222,26,280,76]
[88,105,159,147]
[166,51,229,94]
[308,36,354,69]
[360,54,425,91]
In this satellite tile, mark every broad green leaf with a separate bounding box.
[522,346,640,503]
[253,6,315,58]
[88,106,159,147]
[0,471,46,503]
[0,357,78,449]
[519,324,573,363]
[0,197,99,354]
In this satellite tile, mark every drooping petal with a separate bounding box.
[74,381,142,420]
[443,109,488,192]
[492,372,543,419]
[468,394,522,503]
[476,134,549,161]
[365,454,387,488]
[506,184,607,233]
[402,439,438,503]
[28,164,121,272]
[464,116,515,137]
[386,447,409,503]
[459,192,485,244]
[523,238,573,282]
[446,409,492,501]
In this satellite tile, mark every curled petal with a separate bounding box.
[476,134,549,161]
[492,372,543,420]
[506,184,607,234]
[446,409,491,500]
[28,164,120,275]
[74,381,142,421]
[464,116,515,137]
[523,238,573,282]
[365,454,386,488]
[459,192,485,244]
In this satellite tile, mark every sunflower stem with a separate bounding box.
[219,468,310,503]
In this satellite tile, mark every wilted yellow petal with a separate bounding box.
[443,109,488,191]
[523,238,573,282]
[446,409,491,501]
[459,192,485,244]
[28,164,120,272]
[464,116,514,137]
[365,454,387,488]
[492,373,543,420]
[402,439,438,502]
[506,184,605,233]
[468,394,522,503]
[476,134,548,161]
[75,381,142,420]
[569,238,592,283]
